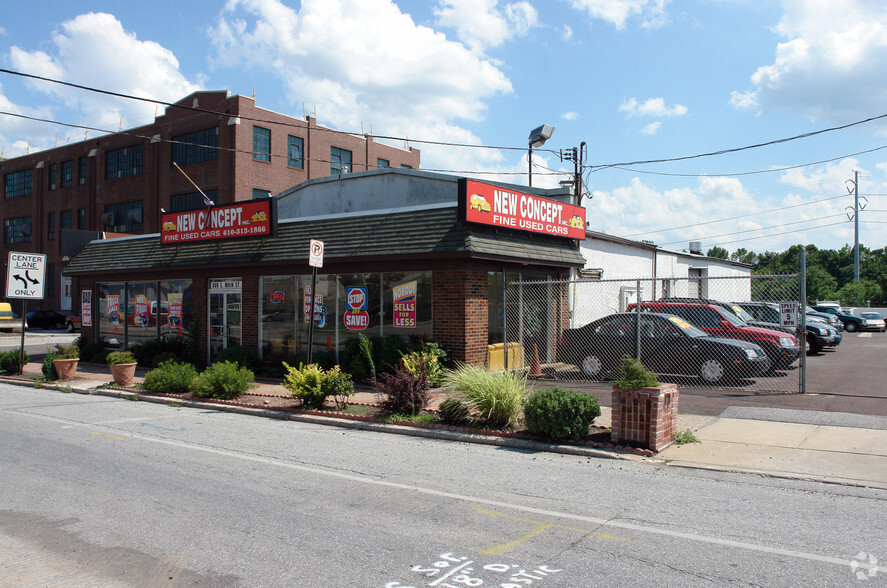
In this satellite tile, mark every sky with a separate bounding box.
[1,0,886,258]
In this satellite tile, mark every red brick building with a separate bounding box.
[1,90,419,312]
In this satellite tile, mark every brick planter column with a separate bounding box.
[611,383,679,452]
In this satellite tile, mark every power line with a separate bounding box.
[603,144,887,178]
[699,220,850,248]
[587,112,887,170]
[622,194,848,238]
[0,67,526,152]
[657,213,846,246]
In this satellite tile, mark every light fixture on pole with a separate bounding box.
[528,124,554,187]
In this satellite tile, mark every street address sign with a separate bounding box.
[6,251,46,300]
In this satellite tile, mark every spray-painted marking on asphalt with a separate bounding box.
[9,408,883,577]
[477,508,629,556]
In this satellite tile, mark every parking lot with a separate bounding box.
[534,330,887,417]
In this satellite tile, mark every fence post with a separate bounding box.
[503,270,508,371]
[635,279,642,361]
[800,248,807,394]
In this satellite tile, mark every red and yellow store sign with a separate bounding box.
[460,179,586,240]
[160,200,276,245]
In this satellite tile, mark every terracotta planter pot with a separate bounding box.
[109,362,137,387]
[52,358,79,381]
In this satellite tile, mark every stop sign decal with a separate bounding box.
[344,286,369,330]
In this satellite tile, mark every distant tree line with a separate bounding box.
[705,244,887,306]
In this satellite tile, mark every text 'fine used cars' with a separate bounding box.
[561,312,770,384]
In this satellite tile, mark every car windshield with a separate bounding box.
[663,315,708,338]
[861,312,882,320]
[715,306,747,327]
[728,304,755,323]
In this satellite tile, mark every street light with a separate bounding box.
[528,124,554,187]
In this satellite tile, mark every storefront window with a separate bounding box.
[297,274,338,358]
[97,283,126,348]
[382,272,432,339]
[161,280,193,339]
[260,276,296,359]
[127,282,160,347]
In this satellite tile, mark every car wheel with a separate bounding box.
[845,322,858,332]
[699,358,725,384]
[580,354,605,379]
[66,322,75,333]
[807,339,822,356]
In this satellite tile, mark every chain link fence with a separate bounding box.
[503,274,805,394]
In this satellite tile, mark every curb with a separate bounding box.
[0,375,650,463]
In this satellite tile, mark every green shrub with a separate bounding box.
[42,350,61,380]
[106,351,136,365]
[92,351,109,365]
[401,342,447,386]
[130,335,194,368]
[614,356,659,390]
[190,361,254,400]
[216,346,261,370]
[437,397,473,426]
[523,387,602,441]
[55,342,79,359]
[377,363,429,415]
[440,364,528,429]
[143,360,198,395]
[0,348,29,373]
[281,362,354,410]
[151,351,179,368]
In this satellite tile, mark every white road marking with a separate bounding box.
[7,407,882,576]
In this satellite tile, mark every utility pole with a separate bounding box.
[845,171,866,282]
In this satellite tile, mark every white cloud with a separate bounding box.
[732,0,887,125]
[8,12,200,135]
[434,0,538,54]
[641,121,660,134]
[620,97,687,118]
[562,111,579,120]
[561,24,573,41]
[569,0,669,29]
[209,0,513,173]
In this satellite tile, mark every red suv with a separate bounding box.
[628,301,800,370]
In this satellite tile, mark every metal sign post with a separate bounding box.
[6,251,47,374]
[306,240,324,364]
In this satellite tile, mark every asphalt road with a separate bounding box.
[1,384,885,586]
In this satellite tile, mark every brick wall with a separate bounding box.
[611,383,679,452]
[432,270,488,365]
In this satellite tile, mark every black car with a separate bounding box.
[812,305,865,333]
[25,310,67,330]
[561,312,771,384]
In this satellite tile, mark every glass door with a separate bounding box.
[208,279,242,362]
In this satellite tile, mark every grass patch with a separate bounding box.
[675,428,700,444]
[381,412,437,424]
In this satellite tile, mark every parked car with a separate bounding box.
[561,312,770,384]
[811,305,866,333]
[65,312,82,333]
[24,310,67,330]
[733,301,842,353]
[0,302,26,331]
[858,311,886,332]
[629,300,800,370]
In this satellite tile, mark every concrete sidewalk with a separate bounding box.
[657,407,887,489]
[5,362,886,489]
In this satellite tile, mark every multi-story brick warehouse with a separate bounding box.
[1,90,420,312]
